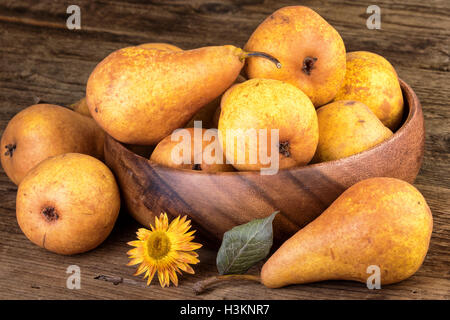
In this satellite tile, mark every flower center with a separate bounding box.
[146,231,171,260]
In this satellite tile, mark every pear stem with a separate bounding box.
[193,274,261,295]
[241,51,282,69]
[68,98,84,111]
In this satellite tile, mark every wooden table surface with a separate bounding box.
[0,0,449,300]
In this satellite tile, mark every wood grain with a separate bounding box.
[0,0,449,300]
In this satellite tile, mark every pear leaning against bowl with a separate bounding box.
[0,104,105,185]
[16,153,120,255]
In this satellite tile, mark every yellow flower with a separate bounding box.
[127,213,202,287]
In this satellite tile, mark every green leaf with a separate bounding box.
[216,211,278,275]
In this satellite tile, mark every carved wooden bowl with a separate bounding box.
[104,79,424,243]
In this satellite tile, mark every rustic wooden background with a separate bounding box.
[0,0,449,300]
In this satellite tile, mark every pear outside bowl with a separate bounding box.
[104,79,424,243]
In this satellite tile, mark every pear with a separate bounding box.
[244,6,346,107]
[69,43,182,119]
[86,45,280,145]
[261,177,433,288]
[313,100,393,162]
[16,153,120,255]
[67,98,156,158]
[218,78,318,171]
[335,51,404,130]
[150,128,234,172]
[0,104,105,185]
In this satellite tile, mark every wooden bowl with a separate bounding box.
[104,79,424,243]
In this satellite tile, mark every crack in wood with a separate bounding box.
[93,274,157,288]
[94,274,124,285]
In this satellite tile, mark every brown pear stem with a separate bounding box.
[241,51,282,69]
[193,274,261,295]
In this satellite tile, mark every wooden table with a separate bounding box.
[0,0,449,300]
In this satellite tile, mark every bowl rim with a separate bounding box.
[108,78,420,176]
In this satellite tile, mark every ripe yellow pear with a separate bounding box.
[16,153,120,255]
[335,51,404,130]
[313,100,393,162]
[70,43,182,119]
[150,128,234,172]
[0,104,105,185]
[86,45,279,145]
[261,177,433,288]
[244,6,346,107]
[218,78,318,171]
